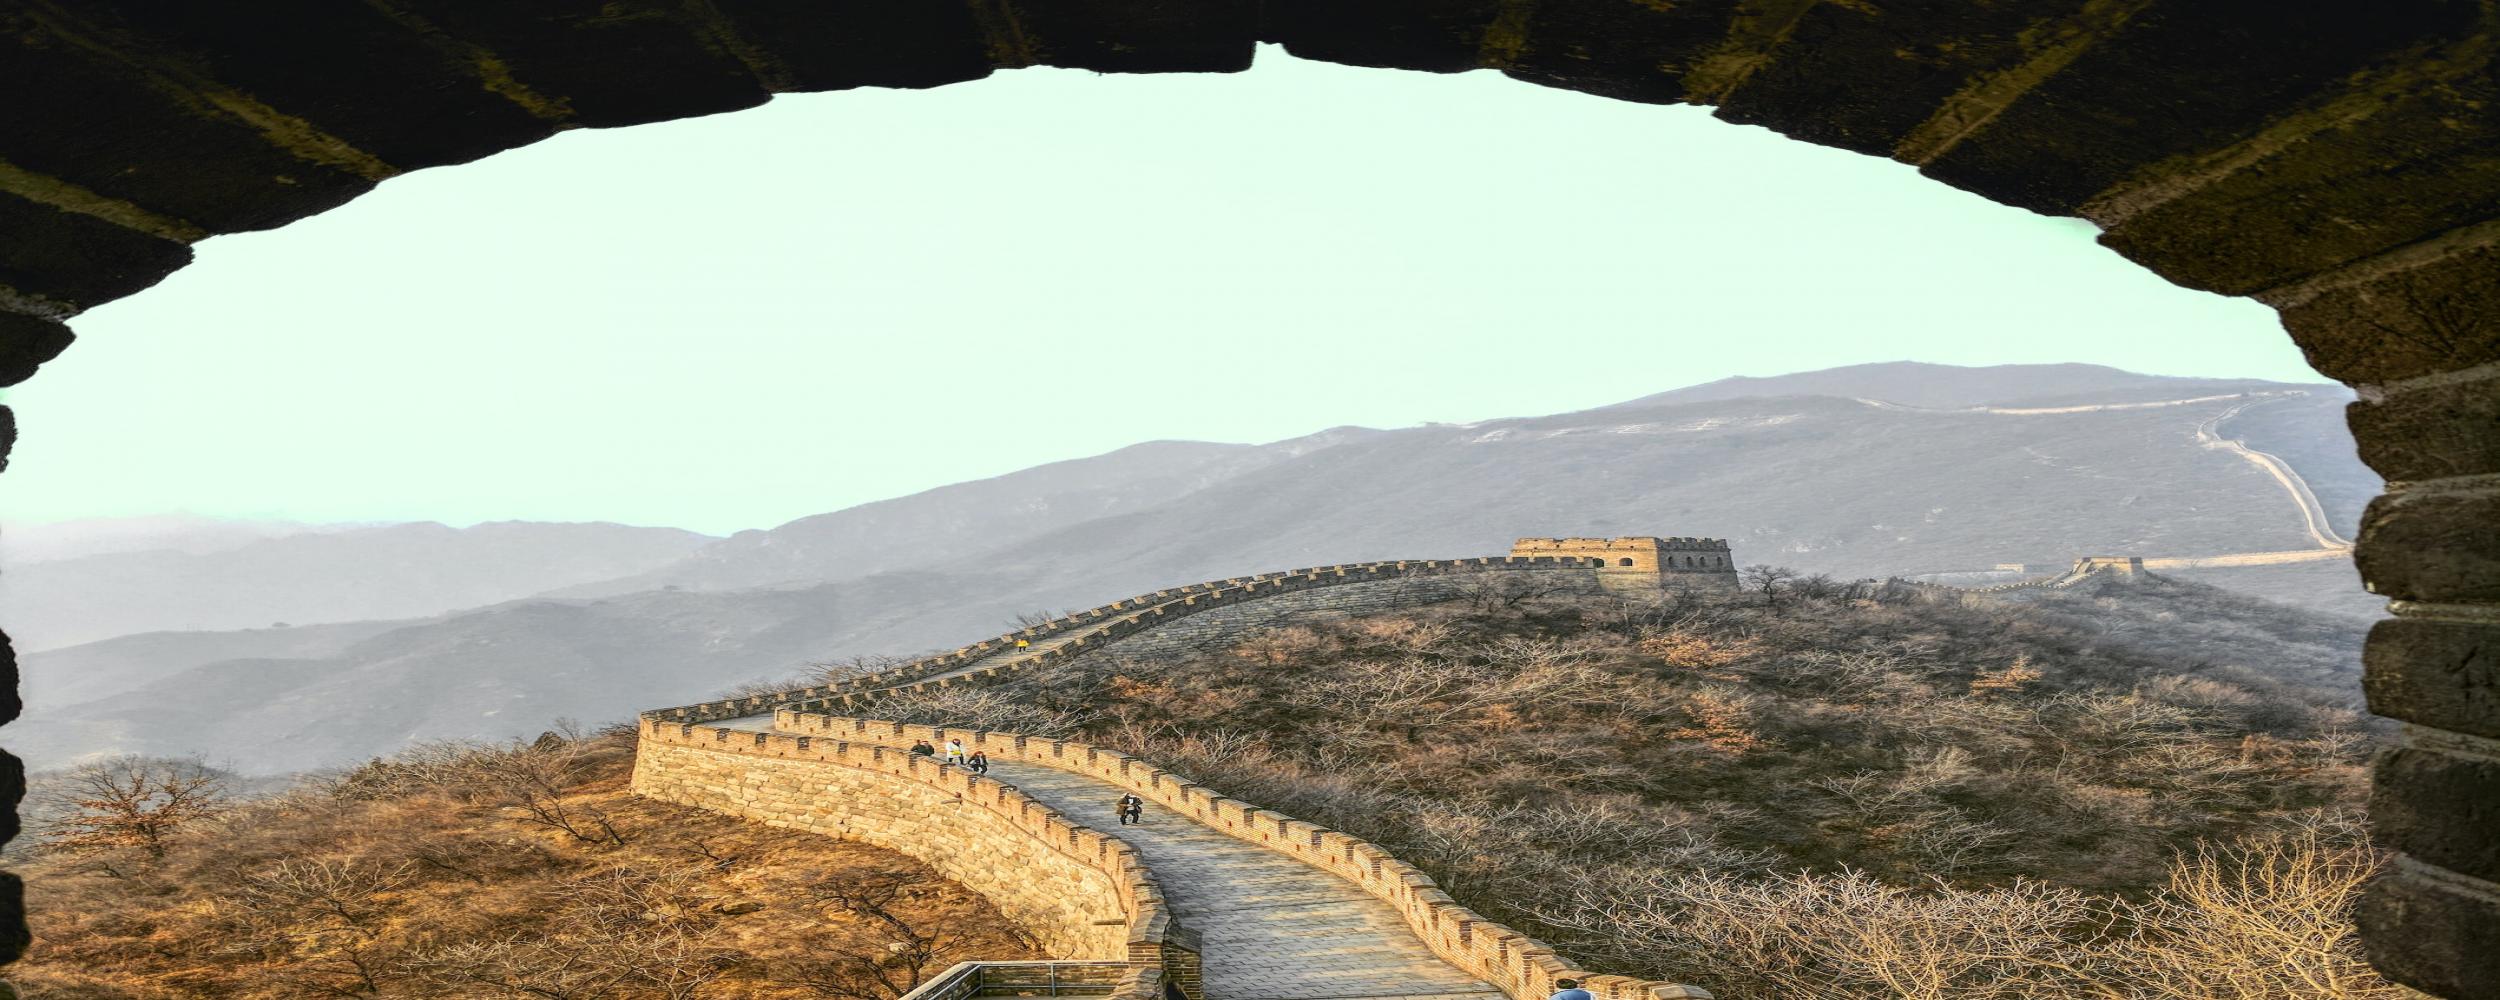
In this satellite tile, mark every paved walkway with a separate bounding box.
[703,719,1500,1000]
[985,760,1503,1000]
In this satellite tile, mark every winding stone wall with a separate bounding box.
[642,556,1635,726]
[778,713,1711,1000]
[633,723,1189,971]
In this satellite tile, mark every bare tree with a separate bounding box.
[409,864,738,999]
[235,858,415,931]
[866,685,1093,737]
[464,742,628,846]
[1011,610,1065,629]
[1739,564,1799,607]
[346,739,627,845]
[1458,573,1570,612]
[40,755,228,861]
[783,866,950,1000]
[812,652,921,684]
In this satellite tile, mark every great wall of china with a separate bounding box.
[629,538,2195,1000]
[635,539,1734,1000]
[1892,391,2359,585]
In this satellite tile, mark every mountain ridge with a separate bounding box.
[9,362,2383,773]
[1,520,715,652]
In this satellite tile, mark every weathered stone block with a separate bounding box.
[2350,373,2500,481]
[709,0,993,93]
[2359,865,2500,1000]
[2367,618,2500,738]
[633,740,1135,959]
[383,0,768,129]
[0,195,192,318]
[1262,0,1502,73]
[1015,0,1256,74]
[53,0,560,170]
[0,313,73,387]
[0,13,375,233]
[2356,485,2500,602]
[1922,0,2472,219]
[2101,49,2500,295]
[2373,747,2500,883]
[1497,1,1728,106]
[2278,244,2500,385]
[1712,0,2053,155]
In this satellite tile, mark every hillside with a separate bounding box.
[544,436,1367,598]
[12,363,2385,774]
[6,568,1059,773]
[1,520,716,652]
[15,576,2396,1000]
[572,363,2370,600]
[0,514,334,564]
[836,575,2393,999]
[1613,361,2289,410]
[14,729,1041,998]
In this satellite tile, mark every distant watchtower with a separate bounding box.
[1509,536,1739,592]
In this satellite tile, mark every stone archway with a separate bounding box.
[2,2,2494,994]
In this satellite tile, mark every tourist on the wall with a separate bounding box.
[945,738,968,764]
[1116,793,1146,826]
[1549,979,1594,1000]
[910,739,937,757]
[968,750,990,775]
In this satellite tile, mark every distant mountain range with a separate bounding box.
[1,520,715,651]
[5,362,2385,773]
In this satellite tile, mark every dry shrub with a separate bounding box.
[2096,816,2408,999]
[966,576,2388,994]
[859,685,1092,737]
[20,721,1042,998]
[1544,817,2400,999]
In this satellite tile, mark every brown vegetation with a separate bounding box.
[868,573,2404,998]
[17,726,1039,999]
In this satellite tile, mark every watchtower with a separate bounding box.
[1509,536,1739,592]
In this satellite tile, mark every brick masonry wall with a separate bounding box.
[780,713,1714,1000]
[631,726,1180,966]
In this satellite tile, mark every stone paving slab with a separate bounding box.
[984,761,1504,1000]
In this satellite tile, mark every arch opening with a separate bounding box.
[0,6,2494,996]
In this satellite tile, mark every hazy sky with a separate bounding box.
[5,47,2311,536]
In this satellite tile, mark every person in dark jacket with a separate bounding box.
[1116,793,1145,825]
[910,740,937,757]
[968,751,990,775]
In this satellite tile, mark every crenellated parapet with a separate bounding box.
[773,712,1713,1000]
[642,543,1737,727]
[634,719,1200,990]
[633,540,1731,1000]
[1508,537,1739,593]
